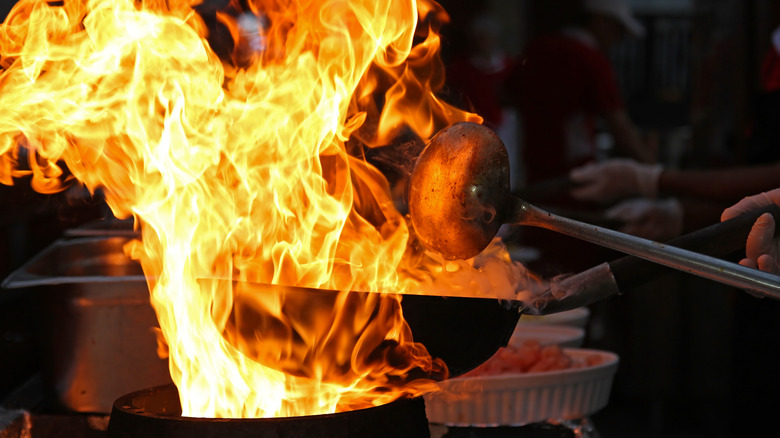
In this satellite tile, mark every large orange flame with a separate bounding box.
[0,0,538,418]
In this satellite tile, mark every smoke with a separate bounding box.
[403,236,550,312]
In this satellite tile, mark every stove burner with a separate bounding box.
[106,384,430,438]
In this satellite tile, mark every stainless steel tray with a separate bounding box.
[62,218,139,238]
[2,237,171,414]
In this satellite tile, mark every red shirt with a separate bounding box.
[761,47,780,92]
[446,55,513,130]
[511,32,624,183]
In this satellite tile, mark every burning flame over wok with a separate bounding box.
[0,0,538,418]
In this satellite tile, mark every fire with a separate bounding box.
[0,0,537,418]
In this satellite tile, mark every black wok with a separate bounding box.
[226,203,779,381]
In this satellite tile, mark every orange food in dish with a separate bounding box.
[464,340,605,376]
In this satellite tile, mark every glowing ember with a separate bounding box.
[0,0,538,418]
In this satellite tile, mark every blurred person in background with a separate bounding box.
[445,13,520,189]
[568,24,780,434]
[509,0,653,188]
[568,24,780,242]
[568,157,780,240]
[505,0,652,275]
[446,14,513,133]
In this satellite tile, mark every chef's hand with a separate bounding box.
[722,189,780,274]
[605,197,683,241]
[569,159,663,203]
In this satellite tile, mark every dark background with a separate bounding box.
[437,1,780,437]
[2,0,780,437]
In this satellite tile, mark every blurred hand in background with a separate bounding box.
[605,197,683,241]
[569,158,663,203]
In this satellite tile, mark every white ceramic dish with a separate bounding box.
[425,348,618,427]
[509,325,585,348]
[516,307,590,329]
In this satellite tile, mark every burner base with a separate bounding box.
[106,385,430,438]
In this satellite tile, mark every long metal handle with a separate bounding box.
[514,200,780,299]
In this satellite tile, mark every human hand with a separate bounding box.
[722,189,780,274]
[569,159,663,203]
[605,197,683,241]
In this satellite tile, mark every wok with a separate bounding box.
[226,202,779,380]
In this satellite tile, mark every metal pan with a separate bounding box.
[1,237,171,413]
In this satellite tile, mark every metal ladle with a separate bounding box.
[408,121,780,299]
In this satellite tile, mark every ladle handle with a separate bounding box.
[515,200,780,298]
[609,203,780,292]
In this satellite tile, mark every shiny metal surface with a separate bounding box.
[514,201,780,299]
[2,237,171,414]
[409,121,510,260]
